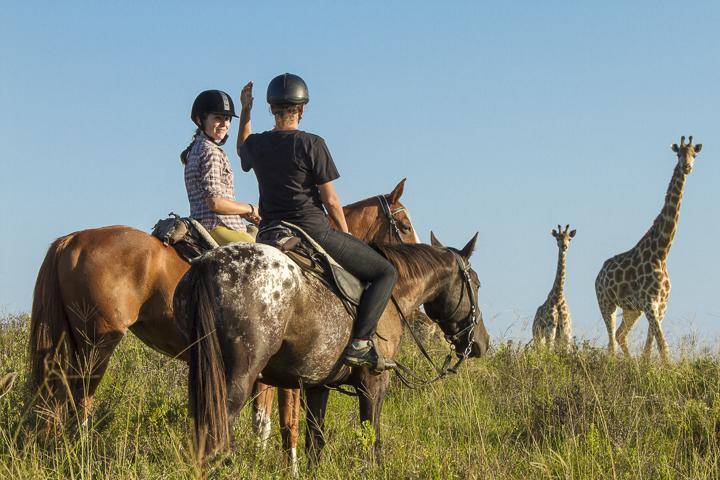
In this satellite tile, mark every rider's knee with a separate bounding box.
[383,261,398,284]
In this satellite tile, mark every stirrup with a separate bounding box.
[371,355,396,375]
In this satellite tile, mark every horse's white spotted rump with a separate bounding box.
[210,243,302,312]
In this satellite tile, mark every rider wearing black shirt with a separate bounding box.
[237,74,397,371]
[240,130,339,234]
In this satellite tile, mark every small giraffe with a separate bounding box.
[595,136,702,360]
[532,224,576,350]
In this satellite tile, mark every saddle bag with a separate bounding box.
[151,213,219,261]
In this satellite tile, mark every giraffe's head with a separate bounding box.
[551,224,576,252]
[671,135,702,174]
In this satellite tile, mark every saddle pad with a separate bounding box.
[279,222,366,306]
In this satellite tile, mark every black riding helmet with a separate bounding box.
[191,89,238,127]
[266,73,309,105]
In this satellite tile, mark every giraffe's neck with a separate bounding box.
[547,247,567,302]
[639,163,687,261]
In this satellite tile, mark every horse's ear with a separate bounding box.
[460,232,479,259]
[388,178,406,203]
[430,231,444,248]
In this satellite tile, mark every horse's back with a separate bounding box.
[55,225,188,335]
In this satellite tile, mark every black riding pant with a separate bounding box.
[310,228,398,340]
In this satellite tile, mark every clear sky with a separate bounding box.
[2,1,719,350]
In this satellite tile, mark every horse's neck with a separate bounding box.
[391,263,453,317]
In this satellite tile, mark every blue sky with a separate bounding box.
[2,1,719,350]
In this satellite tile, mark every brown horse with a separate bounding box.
[176,233,490,464]
[28,179,416,427]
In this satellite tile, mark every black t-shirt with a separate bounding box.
[240,130,340,233]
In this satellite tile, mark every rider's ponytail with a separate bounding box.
[180,129,202,165]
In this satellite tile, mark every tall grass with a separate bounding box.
[2,313,719,479]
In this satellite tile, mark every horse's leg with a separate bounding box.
[357,370,390,464]
[278,387,301,474]
[64,299,131,426]
[251,381,274,448]
[68,327,126,424]
[303,386,330,466]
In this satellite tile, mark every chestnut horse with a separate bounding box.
[29,179,417,427]
[176,233,489,464]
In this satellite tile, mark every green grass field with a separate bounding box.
[2,313,720,479]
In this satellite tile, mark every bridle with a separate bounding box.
[440,251,480,360]
[376,195,410,243]
[389,248,481,388]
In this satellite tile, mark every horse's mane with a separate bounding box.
[373,243,450,282]
[344,195,381,209]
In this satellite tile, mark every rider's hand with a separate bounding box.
[243,203,260,225]
[240,81,253,111]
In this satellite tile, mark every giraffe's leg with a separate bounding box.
[645,306,669,361]
[556,318,572,352]
[532,315,545,347]
[615,309,641,357]
[278,387,301,475]
[598,301,617,355]
[545,324,557,349]
[642,327,654,359]
[251,381,274,448]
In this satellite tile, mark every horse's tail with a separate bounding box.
[186,260,229,459]
[28,235,76,409]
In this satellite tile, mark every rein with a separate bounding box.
[389,251,480,389]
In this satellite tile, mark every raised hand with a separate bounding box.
[240,81,253,110]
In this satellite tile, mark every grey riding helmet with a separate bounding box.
[266,73,309,105]
[191,89,238,126]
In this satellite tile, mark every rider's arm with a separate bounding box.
[318,181,349,233]
[236,81,253,154]
[206,197,257,219]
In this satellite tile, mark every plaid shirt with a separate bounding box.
[184,133,246,232]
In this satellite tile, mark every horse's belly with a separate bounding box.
[263,286,353,386]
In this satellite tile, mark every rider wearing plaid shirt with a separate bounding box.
[181,90,258,245]
[184,132,247,232]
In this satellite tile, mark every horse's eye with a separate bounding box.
[398,221,411,233]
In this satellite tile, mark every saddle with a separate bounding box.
[257,222,366,314]
[151,213,219,261]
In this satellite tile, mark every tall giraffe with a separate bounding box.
[595,136,702,360]
[532,224,576,350]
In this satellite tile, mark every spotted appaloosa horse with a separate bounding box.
[176,233,489,464]
[250,181,419,470]
[28,179,416,430]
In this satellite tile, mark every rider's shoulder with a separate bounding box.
[293,131,328,150]
[191,135,225,159]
